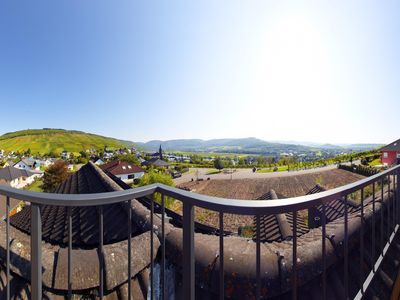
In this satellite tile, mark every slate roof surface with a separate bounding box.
[380,138,400,152]
[0,167,36,182]
[253,190,309,242]
[100,160,145,175]
[10,162,140,248]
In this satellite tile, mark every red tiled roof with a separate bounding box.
[100,160,145,175]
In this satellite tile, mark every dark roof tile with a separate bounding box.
[10,162,140,248]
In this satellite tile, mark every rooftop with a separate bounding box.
[0,166,36,182]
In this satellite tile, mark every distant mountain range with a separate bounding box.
[136,137,383,155]
[0,129,383,156]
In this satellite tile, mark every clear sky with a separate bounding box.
[0,1,399,144]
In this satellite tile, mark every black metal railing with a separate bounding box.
[0,165,399,299]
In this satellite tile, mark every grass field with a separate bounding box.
[369,158,381,167]
[205,169,222,175]
[0,129,131,155]
[24,179,43,192]
[256,166,289,173]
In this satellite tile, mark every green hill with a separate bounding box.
[0,129,134,155]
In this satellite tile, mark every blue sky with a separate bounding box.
[0,1,399,144]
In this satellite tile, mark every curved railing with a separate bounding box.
[0,164,399,299]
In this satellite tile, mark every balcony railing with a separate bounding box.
[0,164,399,299]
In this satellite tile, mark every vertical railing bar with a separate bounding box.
[256,214,261,300]
[397,170,400,225]
[396,171,398,223]
[183,202,195,300]
[388,175,391,241]
[161,194,166,300]
[99,206,104,299]
[360,188,364,295]
[31,204,42,300]
[393,173,396,230]
[6,196,10,300]
[381,177,384,255]
[150,197,154,300]
[292,211,298,300]
[344,194,348,300]
[219,212,224,300]
[322,203,327,300]
[128,200,132,300]
[68,207,72,299]
[397,169,400,225]
[372,182,376,265]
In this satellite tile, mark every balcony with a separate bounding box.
[0,162,399,299]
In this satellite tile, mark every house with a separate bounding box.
[101,160,145,183]
[60,151,70,160]
[142,157,170,168]
[103,152,114,160]
[94,158,105,165]
[3,160,15,168]
[0,166,40,188]
[14,158,41,171]
[380,139,400,165]
[39,158,55,168]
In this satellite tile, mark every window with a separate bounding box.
[383,152,388,158]
[128,165,132,169]
[128,174,135,179]
[122,166,126,169]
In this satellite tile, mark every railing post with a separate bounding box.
[31,204,42,300]
[397,169,400,224]
[183,202,195,300]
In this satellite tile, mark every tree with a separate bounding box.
[214,158,225,171]
[40,160,70,192]
[139,169,174,187]
[114,153,140,165]
[256,156,266,167]
[139,169,175,208]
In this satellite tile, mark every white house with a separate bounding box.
[39,158,55,168]
[14,158,41,171]
[61,151,70,160]
[0,167,41,188]
[94,159,105,166]
[100,160,145,183]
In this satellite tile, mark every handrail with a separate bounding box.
[0,165,398,214]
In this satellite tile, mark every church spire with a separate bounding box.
[159,144,163,160]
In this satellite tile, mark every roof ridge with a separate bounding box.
[87,161,124,192]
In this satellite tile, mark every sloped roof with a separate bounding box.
[253,190,309,243]
[307,184,360,224]
[20,158,38,168]
[4,162,161,297]
[0,167,35,182]
[10,162,140,248]
[380,138,400,152]
[101,160,145,175]
[142,158,169,167]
